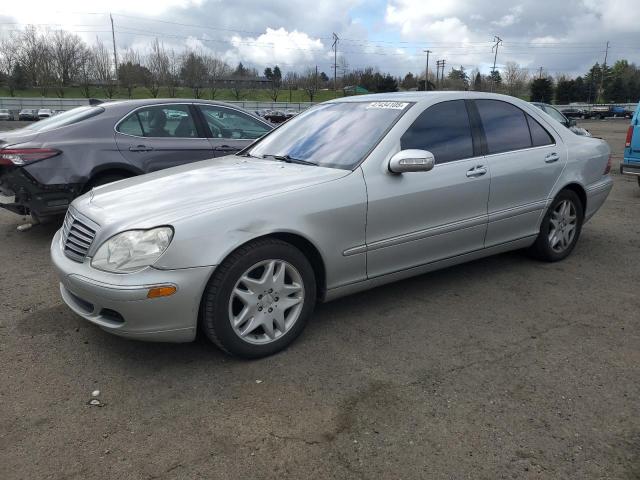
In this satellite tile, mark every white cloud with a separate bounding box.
[228,28,325,67]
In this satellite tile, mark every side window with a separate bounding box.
[475,100,532,154]
[400,100,473,164]
[527,114,555,147]
[199,105,272,140]
[117,114,143,136]
[117,105,198,138]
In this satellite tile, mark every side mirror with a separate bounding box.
[569,118,577,127]
[388,149,435,174]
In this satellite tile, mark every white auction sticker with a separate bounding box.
[366,101,409,110]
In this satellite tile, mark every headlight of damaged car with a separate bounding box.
[91,227,173,273]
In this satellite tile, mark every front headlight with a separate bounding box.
[91,227,173,273]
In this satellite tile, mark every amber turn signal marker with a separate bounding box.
[147,285,177,298]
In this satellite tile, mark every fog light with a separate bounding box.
[147,285,177,298]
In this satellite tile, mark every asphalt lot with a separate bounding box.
[1,119,639,479]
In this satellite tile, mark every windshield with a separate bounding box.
[247,101,411,170]
[24,105,104,132]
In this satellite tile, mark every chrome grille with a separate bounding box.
[62,209,98,262]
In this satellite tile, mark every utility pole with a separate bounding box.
[599,40,610,103]
[490,35,502,92]
[423,49,431,91]
[539,66,543,79]
[436,60,445,88]
[315,64,318,94]
[332,33,339,97]
[110,13,118,81]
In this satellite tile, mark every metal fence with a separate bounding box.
[0,97,315,114]
[0,96,636,116]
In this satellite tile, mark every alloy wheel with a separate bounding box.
[228,259,305,345]
[548,199,577,253]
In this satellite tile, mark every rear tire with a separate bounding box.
[200,238,316,358]
[528,190,584,262]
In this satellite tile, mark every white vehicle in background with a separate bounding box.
[0,108,12,121]
[37,108,53,119]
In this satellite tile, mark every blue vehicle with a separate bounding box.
[621,102,640,187]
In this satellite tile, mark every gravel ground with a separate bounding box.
[0,119,639,480]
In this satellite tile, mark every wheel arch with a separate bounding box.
[558,182,587,212]
[83,163,144,192]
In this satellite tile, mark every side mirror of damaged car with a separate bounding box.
[388,149,435,174]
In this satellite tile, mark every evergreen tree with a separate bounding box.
[530,77,554,102]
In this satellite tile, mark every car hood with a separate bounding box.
[74,155,351,228]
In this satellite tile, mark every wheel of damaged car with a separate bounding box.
[200,238,316,358]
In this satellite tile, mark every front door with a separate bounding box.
[473,99,567,246]
[115,103,214,172]
[364,100,490,279]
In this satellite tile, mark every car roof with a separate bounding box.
[328,91,531,106]
[100,98,240,109]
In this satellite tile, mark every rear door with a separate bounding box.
[114,103,214,172]
[473,99,566,246]
[195,104,273,157]
[625,103,640,164]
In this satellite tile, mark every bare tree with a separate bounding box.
[166,48,180,98]
[204,55,229,100]
[503,61,529,97]
[18,26,54,95]
[92,38,117,98]
[76,45,94,98]
[146,38,169,98]
[0,36,21,96]
[180,50,207,98]
[51,30,84,97]
[284,71,299,102]
[119,48,149,98]
[300,67,319,102]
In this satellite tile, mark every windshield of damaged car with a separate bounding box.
[247,101,411,170]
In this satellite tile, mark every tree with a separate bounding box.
[273,65,282,83]
[530,77,554,102]
[376,73,398,93]
[503,61,528,97]
[180,51,207,98]
[555,77,574,104]
[118,49,151,98]
[92,38,117,98]
[76,45,94,98]
[401,72,417,90]
[473,72,482,91]
[9,63,27,92]
[166,48,180,98]
[488,69,502,87]
[447,66,469,90]
[0,36,20,96]
[300,67,318,101]
[264,67,273,79]
[146,38,169,98]
[204,55,229,100]
[51,30,84,97]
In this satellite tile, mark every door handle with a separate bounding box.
[466,165,487,178]
[545,152,560,163]
[129,145,153,152]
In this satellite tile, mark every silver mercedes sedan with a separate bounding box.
[51,92,613,358]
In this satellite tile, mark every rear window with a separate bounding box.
[23,105,104,132]
[475,100,532,154]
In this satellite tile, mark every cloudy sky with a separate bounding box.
[1,0,639,78]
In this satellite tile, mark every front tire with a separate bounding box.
[200,238,316,358]
[528,190,584,262]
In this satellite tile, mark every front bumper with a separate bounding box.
[620,161,640,176]
[51,229,216,342]
[0,167,80,217]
